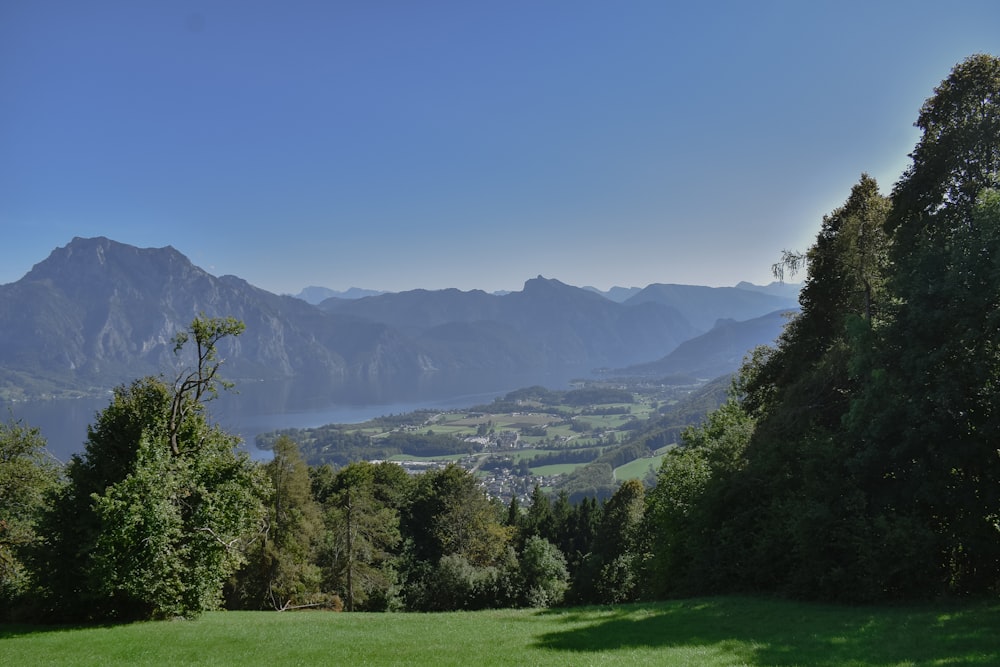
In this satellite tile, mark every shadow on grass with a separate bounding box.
[0,622,121,640]
[532,597,1000,666]
[0,611,148,640]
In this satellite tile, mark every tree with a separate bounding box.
[319,462,401,611]
[705,177,893,599]
[645,445,711,598]
[233,436,323,610]
[0,419,60,612]
[36,377,174,619]
[521,483,553,545]
[401,464,512,610]
[168,316,245,457]
[404,464,510,568]
[591,479,646,603]
[37,316,268,621]
[505,494,523,531]
[755,175,891,420]
[89,424,267,618]
[548,490,574,557]
[852,54,1000,596]
[518,536,569,607]
[888,54,1000,247]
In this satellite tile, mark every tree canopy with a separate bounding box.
[37,316,268,621]
[645,54,1000,601]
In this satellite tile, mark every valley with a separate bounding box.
[256,375,728,503]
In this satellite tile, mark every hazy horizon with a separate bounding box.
[4,2,999,294]
[4,235,802,296]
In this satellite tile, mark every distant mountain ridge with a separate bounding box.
[734,280,802,299]
[0,238,798,400]
[623,283,798,332]
[299,282,801,307]
[293,286,386,304]
[319,276,699,372]
[619,309,798,379]
[582,286,644,302]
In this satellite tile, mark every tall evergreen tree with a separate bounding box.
[851,54,1000,596]
[319,462,401,611]
[688,176,892,599]
[522,483,553,545]
[592,479,646,603]
[233,436,323,610]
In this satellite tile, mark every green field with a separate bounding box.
[3,597,997,666]
[530,463,584,476]
[614,455,664,481]
[385,453,466,463]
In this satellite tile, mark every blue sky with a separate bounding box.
[3,1,999,294]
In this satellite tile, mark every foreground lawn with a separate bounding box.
[2,596,998,666]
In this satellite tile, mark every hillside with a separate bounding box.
[321,277,698,370]
[619,309,796,379]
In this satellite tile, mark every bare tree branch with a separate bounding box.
[772,249,807,282]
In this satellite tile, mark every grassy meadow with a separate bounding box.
[3,597,997,666]
[613,455,664,481]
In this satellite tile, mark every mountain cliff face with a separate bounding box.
[0,238,795,400]
[0,238,404,396]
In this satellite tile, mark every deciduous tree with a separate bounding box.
[37,317,268,620]
[0,419,60,611]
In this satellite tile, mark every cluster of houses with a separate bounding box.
[379,424,560,503]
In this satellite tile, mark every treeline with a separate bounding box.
[0,318,623,621]
[526,447,604,467]
[257,426,475,466]
[0,314,655,621]
[256,456,653,612]
[580,405,631,416]
[645,55,1000,602]
[472,385,634,412]
[560,387,634,406]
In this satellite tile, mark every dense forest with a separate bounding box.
[1,55,999,622]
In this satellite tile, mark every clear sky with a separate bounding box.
[3,1,999,294]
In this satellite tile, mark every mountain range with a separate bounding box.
[293,286,387,304]
[0,237,799,400]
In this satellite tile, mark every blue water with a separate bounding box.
[2,371,583,462]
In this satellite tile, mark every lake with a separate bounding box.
[2,370,585,462]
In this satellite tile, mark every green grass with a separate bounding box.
[4,597,998,666]
[614,455,665,481]
[386,453,465,462]
[507,448,549,461]
[530,462,585,476]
